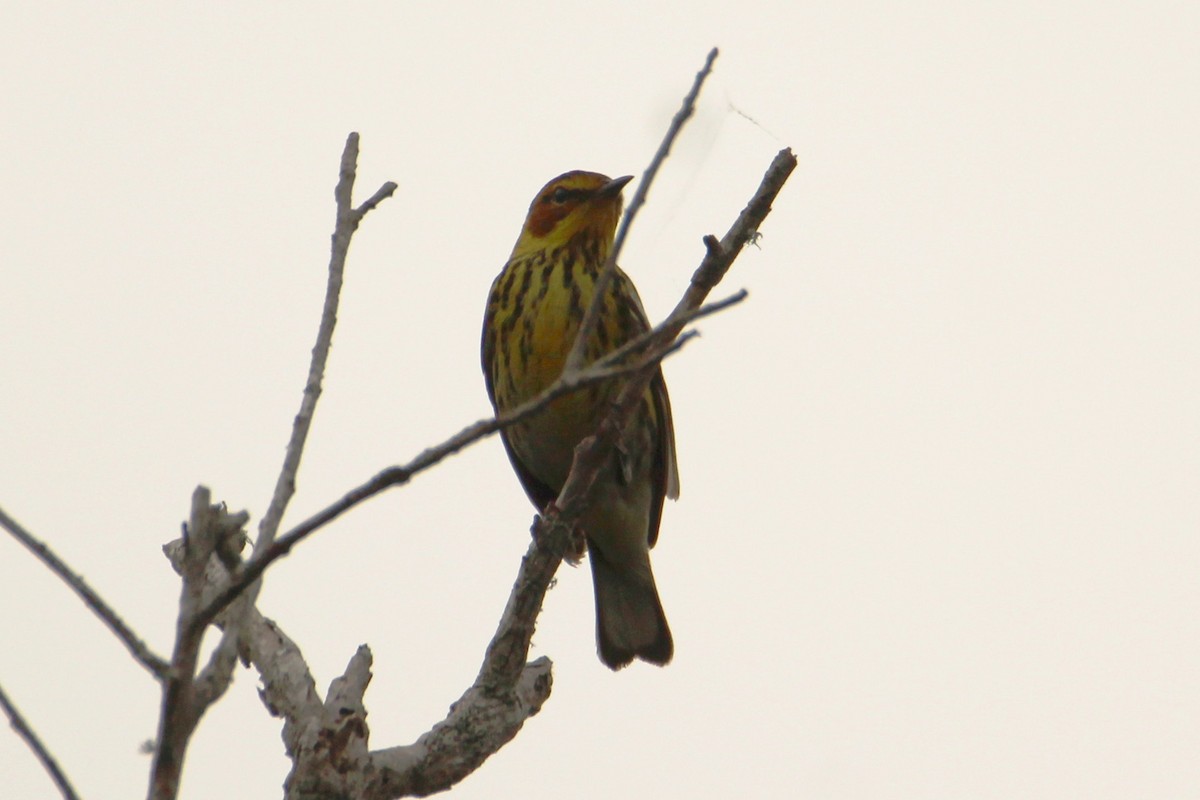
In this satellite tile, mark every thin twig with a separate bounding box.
[256,132,396,565]
[677,147,797,311]
[0,505,170,679]
[594,288,747,369]
[0,681,81,800]
[356,181,399,217]
[564,46,719,374]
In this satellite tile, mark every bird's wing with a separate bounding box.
[482,268,560,512]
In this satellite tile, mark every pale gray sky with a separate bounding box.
[2,2,1197,798]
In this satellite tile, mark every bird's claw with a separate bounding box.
[564,525,587,566]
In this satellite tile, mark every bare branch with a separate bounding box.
[677,147,797,311]
[0,681,81,800]
[257,131,396,565]
[364,658,551,798]
[283,648,375,797]
[356,181,400,217]
[593,288,747,369]
[192,632,240,709]
[0,505,170,679]
[617,46,721,262]
[564,46,720,373]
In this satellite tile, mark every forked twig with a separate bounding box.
[257,132,398,570]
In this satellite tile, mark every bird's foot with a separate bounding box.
[563,525,587,566]
[532,504,586,564]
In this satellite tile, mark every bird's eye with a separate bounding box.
[550,187,571,204]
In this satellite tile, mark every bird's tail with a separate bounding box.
[589,543,673,670]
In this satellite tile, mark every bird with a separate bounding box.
[481,170,679,669]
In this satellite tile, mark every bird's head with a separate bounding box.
[510,171,633,259]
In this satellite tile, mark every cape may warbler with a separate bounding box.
[481,171,679,669]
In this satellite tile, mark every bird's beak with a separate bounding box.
[598,175,634,198]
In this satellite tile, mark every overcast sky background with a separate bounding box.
[2,3,1197,798]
